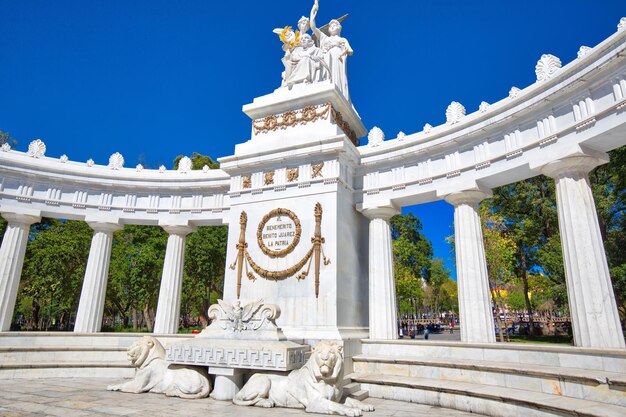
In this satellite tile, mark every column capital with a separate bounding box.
[88,222,123,234]
[1,212,41,226]
[444,188,492,206]
[541,153,609,179]
[361,206,399,221]
[159,220,197,236]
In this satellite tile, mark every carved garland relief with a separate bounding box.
[251,102,359,146]
[252,103,331,134]
[230,203,330,298]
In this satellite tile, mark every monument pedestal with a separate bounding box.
[218,83,368,350]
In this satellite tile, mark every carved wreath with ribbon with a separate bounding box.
[229,203,330,298]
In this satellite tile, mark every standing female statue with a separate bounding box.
[310,0,353,101]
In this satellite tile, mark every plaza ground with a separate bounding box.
[0,377,483,417]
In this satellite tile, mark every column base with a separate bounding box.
[209,367,244,400]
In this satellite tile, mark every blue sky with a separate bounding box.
[1,1,623,279]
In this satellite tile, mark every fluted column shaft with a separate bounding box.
[543,155,625,348]
[445,190,496,343]
[0,213,41,331]
[153,224,196,335]
[363,207,399,340]
[74,222,122,333]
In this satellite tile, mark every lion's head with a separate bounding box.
[309,341,343,383]
[126,336,166,369]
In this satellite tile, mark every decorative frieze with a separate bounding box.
[330,107,359,146]
[167,343,307,371]
[45,187,62,205]
[242,175,252,189]
[252,103,330,135]
[287,168,299,182]
[311,162,324,178]
[264,171,275,185]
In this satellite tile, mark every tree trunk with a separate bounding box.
[132,308,138,332]
[520,250,535,336]
[143,303,153,332]
[32,299,40,330]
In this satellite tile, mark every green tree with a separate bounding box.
[486,175,560,334]
[17,219,93,330]
[181,226,228,325]
[479,205,517,341]
[424,258,450,315]
[391,213,433,317]
[107,225,167,331]
[0,216,6,242]
[589,146,626,326]
[0,129,16,147]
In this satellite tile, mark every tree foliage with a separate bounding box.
[16,220,93,330]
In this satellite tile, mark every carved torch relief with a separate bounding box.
[230,203,330,299]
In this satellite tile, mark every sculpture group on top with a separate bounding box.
[274,0,353,101]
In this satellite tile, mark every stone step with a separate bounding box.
[342,382,360,395]
[353,354,626,407]
[0,346,127,363]
[0,332,192,348]
[354,354,626,387]
[349,389,369,401]
[351,373,626,417]
[0,362,133,379]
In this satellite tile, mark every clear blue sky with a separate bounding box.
[1,1,623,279]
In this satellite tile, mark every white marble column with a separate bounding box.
[74,221,122,333]
[153,224,196,335]
[543,154,625,348]
[363,206,399,340]
[0,212,41,331]
[445,189,496,343]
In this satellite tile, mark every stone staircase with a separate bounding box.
[342,374,368,401]
[0,332,192,379]
[350,340,626,417]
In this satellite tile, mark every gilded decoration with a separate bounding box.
[229,203,330,298]
[256,208,302,258]
[242,175,252,189]
[264,171,275,185]
[330,108,358,146]
[251,102,359,147]
[312,162,324,178]
[252,103,331,135]
[287,168,299,182]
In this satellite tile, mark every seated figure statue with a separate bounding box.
[284,34,323,88]
[233,341,374,416]
[107,336,211,399]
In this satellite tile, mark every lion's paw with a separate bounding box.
[107,384,120,391]
[256,399,275,408]
[345,408,362,417]
[359,403,374,412]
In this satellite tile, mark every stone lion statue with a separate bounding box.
[233,341,373,416]
[107,336,210,399]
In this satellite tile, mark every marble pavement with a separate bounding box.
[0,378,483,417]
